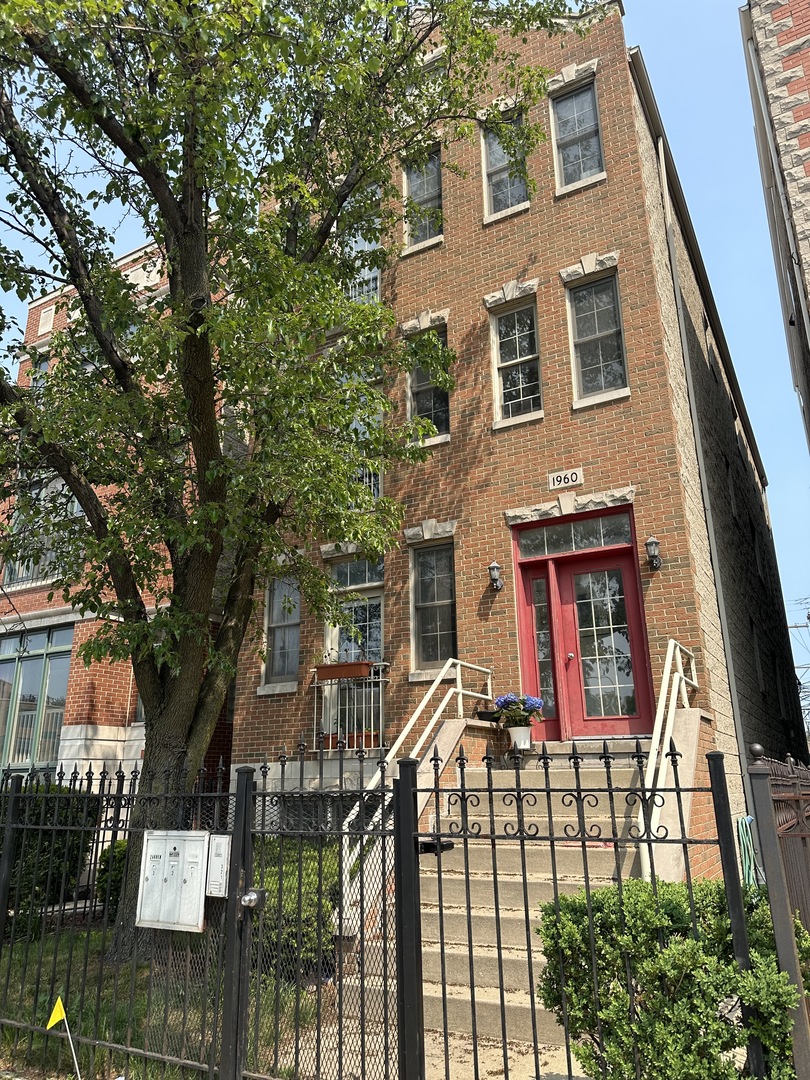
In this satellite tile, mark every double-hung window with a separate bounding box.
[570,277,627,398]
[411,327,450,436]
[265,579,301,683]
[554,83,604,189]
[484,118,528,216]
[494,305,542,420]
[405,148,443,247]
[414,545,457,667]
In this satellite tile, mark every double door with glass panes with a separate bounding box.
[516,513,653,741]
[0,627,73,768]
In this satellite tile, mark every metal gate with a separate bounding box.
[0,743,808,1080]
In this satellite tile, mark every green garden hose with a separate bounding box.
[737,815,766,888]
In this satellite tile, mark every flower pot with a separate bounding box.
[315,661,374,681]
[476,709,498,723]
[508,725,533,750]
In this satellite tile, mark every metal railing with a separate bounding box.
[639,639,698,880]
[312,662,389,750]
[338,657,492,931]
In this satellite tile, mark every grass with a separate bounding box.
[0,919,331,1080]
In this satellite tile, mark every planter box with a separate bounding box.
[315,661,374,681]
[476,710,498,723]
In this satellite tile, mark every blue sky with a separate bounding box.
[1,1,807,630]
[623,0,810,640]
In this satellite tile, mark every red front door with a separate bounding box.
[519,548,653,741]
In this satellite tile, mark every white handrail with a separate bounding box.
[337,657,492,931]
[639,639,698,880]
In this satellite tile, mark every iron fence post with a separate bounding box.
[221,766,255,1080]
[0,773,22,950]
[707,751,765,1079]
[394,757,425,1080]
[748,746,810,1077]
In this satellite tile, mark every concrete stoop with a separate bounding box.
[343,744,648,1053]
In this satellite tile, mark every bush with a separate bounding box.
[0,783,101,915]
[95,839,129,917]
[536,879,799,1080]
[253,838,340,984]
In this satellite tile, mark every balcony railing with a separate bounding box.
[312,661,389,750]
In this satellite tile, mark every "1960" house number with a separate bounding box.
[548,467,584,491]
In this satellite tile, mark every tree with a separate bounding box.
[0,0,601,791]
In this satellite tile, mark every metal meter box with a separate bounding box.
[136,831,210,932]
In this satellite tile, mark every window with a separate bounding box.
[0,626,73,768]
[484,118,528,216]
[515,510,653,741]
[265,579,301,682]
[3,480,78,589]
[405,148,442,246]
[570,277,627,397]
[553,83,604,189]
[494,305,542,420]
[324,558,384,745]
[411,327,450,436]
[414,545,457,667]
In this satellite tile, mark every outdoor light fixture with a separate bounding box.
[645,536,662,571]
[488,561,504,592]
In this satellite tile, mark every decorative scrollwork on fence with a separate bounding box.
[446,790,482,837]
[626,790,669,840]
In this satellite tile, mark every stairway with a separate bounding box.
[417,740,646,1048]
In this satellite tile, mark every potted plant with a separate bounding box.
[492,693,543,750]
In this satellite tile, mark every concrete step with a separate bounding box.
[340,978,566,1045]
[419,869,591,909]
[425,838,639,878]
[457,763,641,788]
[420,906,553,947]
[422,942,543,990]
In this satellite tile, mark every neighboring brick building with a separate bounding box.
[742,0,810,450]
[6,7,804,821]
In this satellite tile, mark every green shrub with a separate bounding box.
[95,838,129,916]
[253,839,340,984]
[536,879,799,1080]
[0,784,101,914]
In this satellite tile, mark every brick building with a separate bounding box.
[231,7,805,816]
[742,0,810,450]
[6,7,804,821]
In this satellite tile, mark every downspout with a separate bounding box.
[656,136,756,817]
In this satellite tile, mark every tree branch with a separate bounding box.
[21,30,186,237]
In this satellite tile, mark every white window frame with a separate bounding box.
[403,146,444,253]
[480,115,531,225]
[407,324,451,444]
[567,274,630,409]
[550,79,607,197]
[410,543,458,677]
[490,301,543,430]
[259,578,301,695]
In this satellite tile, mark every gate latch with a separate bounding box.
[418,839,454,857]
[240,889,267,911]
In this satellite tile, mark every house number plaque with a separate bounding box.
[548,467,584,491]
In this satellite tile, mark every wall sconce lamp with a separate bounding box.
[645,536,662,571]
[488,561,504,592]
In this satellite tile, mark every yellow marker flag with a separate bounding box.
[47,997,66,1030]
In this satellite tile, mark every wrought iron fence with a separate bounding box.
[0,740,805,1080]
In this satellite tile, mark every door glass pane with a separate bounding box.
[532,579,556,718]
[10,656,44,764]
[36,653,70,764]
[573,569,636,717]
